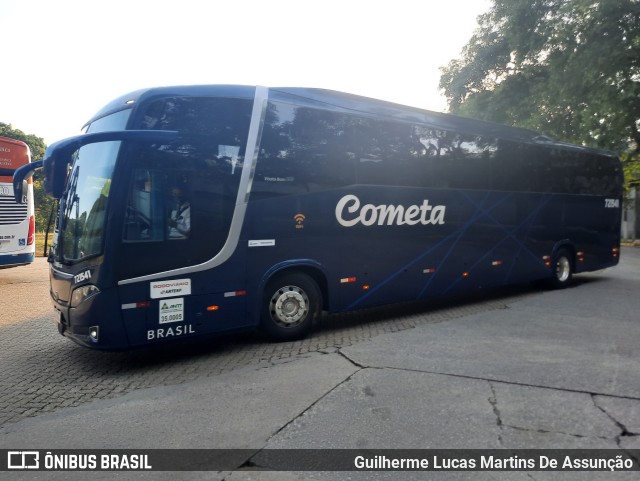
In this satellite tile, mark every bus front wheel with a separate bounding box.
[547,248,573,289]
[260,273,321,341]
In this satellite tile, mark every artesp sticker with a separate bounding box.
[150,279,191,299]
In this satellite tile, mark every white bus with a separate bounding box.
[0,136,35,268]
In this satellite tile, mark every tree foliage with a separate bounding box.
[1,122,46,160]
[440,0,640,179]
[0,122,55,233]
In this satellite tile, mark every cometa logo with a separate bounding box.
[335,194,446,227]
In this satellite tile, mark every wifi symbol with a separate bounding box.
[294,214,306,225]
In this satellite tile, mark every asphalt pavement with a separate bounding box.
[1,248,639,480]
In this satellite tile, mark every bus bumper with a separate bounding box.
[53,288,130,351]
[0,252,35,268]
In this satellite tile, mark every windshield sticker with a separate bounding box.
[150,278,191,299]
[159,297,184,324]
[263,176,294,182]
[218,145,240,175]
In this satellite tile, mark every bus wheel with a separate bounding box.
[548,248,573,289]
[261,273,321,341]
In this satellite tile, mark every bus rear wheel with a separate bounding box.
[547,248,573,289]
[260,273,321,341]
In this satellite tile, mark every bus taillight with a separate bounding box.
[27,215,35,245]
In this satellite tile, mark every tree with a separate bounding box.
[0,122,55,233]
[1,122,46,160]
[439,0,640,179]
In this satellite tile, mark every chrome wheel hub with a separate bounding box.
[270,286,308,326]
[556,256,571,282]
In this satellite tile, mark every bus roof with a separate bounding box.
[84,85,257,130]
[84,85,615,158]
[0,136,31,181]
[271,87,614,156]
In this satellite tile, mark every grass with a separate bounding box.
[35,232,49,257]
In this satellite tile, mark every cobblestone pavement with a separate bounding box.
[0,258,541,427]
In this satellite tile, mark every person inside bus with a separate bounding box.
[167,185,191,239]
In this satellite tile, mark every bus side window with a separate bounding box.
[125,169,152,241]
[123,169,167,242]
[254,102,357,198]
[166,180,191,240]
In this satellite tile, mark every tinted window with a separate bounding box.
[416,129,497,190]
[504,146,624,196]
[253,103,356,199]
[254,101,500,197]
[493,141,544,193]
[87,109,131,133]
[117,96,253,278]
[543,149,622,196]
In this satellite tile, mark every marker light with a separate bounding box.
[89,326,99,342]
[207,306,219,311]
[340,277,357,284]
[27,215,35,245]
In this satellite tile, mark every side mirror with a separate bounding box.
[12,160,43,204]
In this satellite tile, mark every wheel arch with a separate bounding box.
[258,260,330,313]
[551,240,576,266]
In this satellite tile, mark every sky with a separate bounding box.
[1,0,491,146]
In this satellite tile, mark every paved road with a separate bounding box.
[1,249,639,480]
[0,257,537,426]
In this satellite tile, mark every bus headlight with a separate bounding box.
[70,284,100,307]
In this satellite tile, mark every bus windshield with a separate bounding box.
[60,141,119,261]
[58,109,131,263]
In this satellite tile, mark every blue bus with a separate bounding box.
[14,85,622,350]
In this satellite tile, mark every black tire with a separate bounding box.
[260,273,321,342]
[547,248,573,289]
